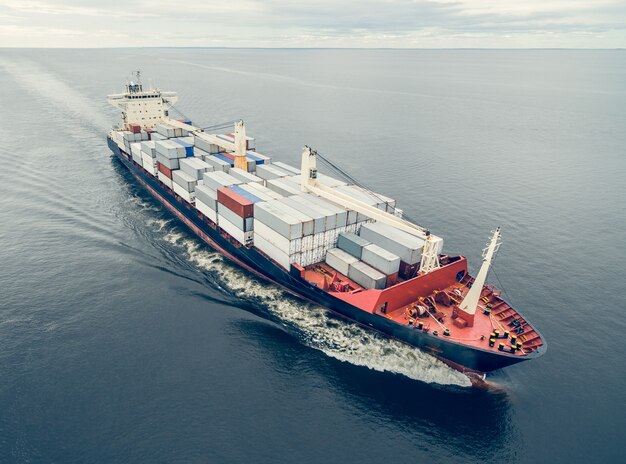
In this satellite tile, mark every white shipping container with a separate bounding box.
[140,141,157,156]
[173,182,195,204]
[217,203,254,232]
[359,222,425,265]
[255,164,290,180]
[141,153,158,176]
[157,171,173,189]
[155,123,176,138]
[237,183,276,202]
[348,260,387,290]
[254,221,302,255]
[203,171,242,191]
[271,201,314,236]
[155,140,186,159]
[156,152,180,170]
[179,157,213,180]
[253,233,298,270]
[272,161,300,174]
[254,202,303,240]
[202,154,231,173]
[243,182,283,200]
[172,170,197,193]
[266,178,302,197]
[151,133,167,141]
[361,243,401,276]
[325,248,358,276]
[195,184,218,209]
[229,168,263,184]
[194,136,221,154]
[219,215,253,245]
[196,198,217,223]
[279,197,326,234]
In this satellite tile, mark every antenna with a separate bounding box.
[135,70,141,84]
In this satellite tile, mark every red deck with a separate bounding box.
[302,256,544,356]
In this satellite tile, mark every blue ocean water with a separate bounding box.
[0,48,624,463]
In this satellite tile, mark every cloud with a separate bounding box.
[0,0,624,48]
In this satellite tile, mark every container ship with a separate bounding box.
[107,74,546,377]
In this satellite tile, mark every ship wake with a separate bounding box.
[164,229,472,387]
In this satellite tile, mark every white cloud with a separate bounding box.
[0,0,624,48]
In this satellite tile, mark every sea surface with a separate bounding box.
[0,48,624,463]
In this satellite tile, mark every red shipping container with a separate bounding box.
[157,162,172,179]
[217,187,254,218]
[220,152,235,161]
[129,123,141,134]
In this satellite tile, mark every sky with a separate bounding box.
[0,0,625,48]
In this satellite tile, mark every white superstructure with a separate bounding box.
[107,71,178,130]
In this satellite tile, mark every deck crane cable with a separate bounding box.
[315,151,423,226]
[168,106,237,134]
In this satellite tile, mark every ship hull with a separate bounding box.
[108,137,545,374]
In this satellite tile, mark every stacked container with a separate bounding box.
[195,185,219,222]
[216,187,260,245]
[172,170,197,203]
[359,222,425,270]
[156,140,186,170]
[255,164,290,181]
[179,157,213,180]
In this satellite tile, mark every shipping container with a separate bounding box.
[229,185,262,204]
[179,157,213,180]
[202,154,231,173]
[129,123,141,134]
[173,181,195,204]
[255,164,290,181]
[254,221,302,256]
[254,202,303,240]
[246,151,270,165]
[304,194,349,228]
[172,170,197,193]
[140,140,157,157]
[155,140,186,159]
[173,138,194,157]
[359,222,425,265]
[217,133,255,150]
[155,123,176,138]
[195,185,218,210]
[272,201,314,236]
[194,136,220,154]
[229,167,263,184]
[219,214,253,245]
[141,152,158,175]
[272,161,300,174]
[243,182,283,200]
[212,153,235,167]
[157,162,173,179]
[217,203,254,232]
[399,261,419,280]
[266,178,302,197]
[361,243,401,276]
[337,232,370,259]
[253,233,296,270]
[196,198,217,223]
[325,248,358,276]
[217,187,254,218]
[348,260,386,290]
[157,171,173,189]
[203,171,242,192]
[151,133,167,141]
[156,151,180,170]
[279,197,326,235]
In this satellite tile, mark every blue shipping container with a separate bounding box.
[173,138,194,157]
[246,152,265,165]
[229,185,262,204]
[213,153,235,167]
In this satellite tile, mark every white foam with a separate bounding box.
[163,228,471,387]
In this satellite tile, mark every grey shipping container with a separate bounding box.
[266,178,302,197]
[202,154,231,173]
[337,232,370,259]
[272,201,314,236]
[361,243,401,276]
[203,171,242,192]
[359,222,425,265]
[279,197,326,234]
[254,201,303,240]
[195,184,218,210]
[255,164,290,180]
[348,260,386,290]
[272,161,301,174]
[229,167,263,184]
[172,170,197,192]
[194,136,221,154]
[325,248,358,276]
[217,203,254,232]
[155,140,186,159]
[156,151,180,169]
[179,157,213,180]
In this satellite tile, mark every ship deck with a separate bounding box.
[302,263,544,357]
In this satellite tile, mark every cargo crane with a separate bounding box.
[299,145,442,274]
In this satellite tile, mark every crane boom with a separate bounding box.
[165,118,236,152]
[300,146,442,273]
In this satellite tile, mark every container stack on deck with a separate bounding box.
[111,123,441,288]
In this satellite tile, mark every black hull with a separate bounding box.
[109,137,546,374]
